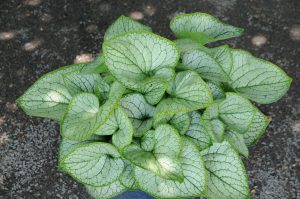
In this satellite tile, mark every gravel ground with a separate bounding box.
[0,0,299,198]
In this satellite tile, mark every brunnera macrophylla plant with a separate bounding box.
[17,13,292,199]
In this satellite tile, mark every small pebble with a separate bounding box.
[251,35,267,47]
[130,11,144,20]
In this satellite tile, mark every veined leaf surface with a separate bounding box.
[123,124,183,181]
[219,92,255,133]
[95,107,133,149]
[61,82,125,141]
[104,15,151,41]
[103,31,179,89]
[201,141,249,199]
[63,71,102,95]
[17,64,84,120]
[243,109,270,146]
[120,94,155,137]
[86,181,126,199]
[134,138,206,198]
[170,13,243,45]
[185,111,212,150]
[61,142,124,186]
[229,49,292,104]
[155,71,212,119]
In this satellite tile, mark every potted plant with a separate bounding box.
[17,13,291,199]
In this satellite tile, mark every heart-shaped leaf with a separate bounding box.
[95,107,133,149]
[120,94,155,137]
[202,102,222,142]
[170,13,243,45]
[134,138,206,198]
[104,15,151,41]
[61,82,125,141]
[95,79,110,103]
[63,71,102,95]
[86,181,126,199]
[140,130,156,151]
[119,161,139,190]
[122,124,183,181]
[182,49,230,82]
[61,142,124,186]
[243,109,270,146]
[210,119,225,142]
[229,49,292,104]
[224,130,249,157]
[61,93,101,141]
[155,70,213,119]
[208,45,232,76]
[153,112,191,135]
[219,92,255,133]
[207,81,226,100]
[17,64,84,120]
[58,135,101,169]
[201,141,249,199]
[103,31,179,90]
[185,111,212,150]
[139,78,167,105]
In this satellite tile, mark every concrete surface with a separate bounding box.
[0,0,299,198]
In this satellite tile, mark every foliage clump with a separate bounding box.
[17,13,291,199]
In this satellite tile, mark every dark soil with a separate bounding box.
[0,0,300,198]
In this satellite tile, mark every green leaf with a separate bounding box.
[140,68,175,105]
[61,82,125,141]
[210,119,225,142]
[181,49,230,82]
[123,124,183,181]
[80,56,108,74]
[143,68,175,105]
[63,71,102,95]
[119,162,139,190]
[155,71,213,119]
[86,181,126,199]
[219,93,255,133]
[229,49,292,104]
[139,78,167,105]
[185,111,212,150]
[170,13,243,45]
[120,94,155,137]
[202,102,221,142]
[134,138,206,198]
[201,141,249,199]
[95,107,133,149]
[208,45,233,76]
[243,109,270,146]
[154,98,192,119]
[104,15,152,41]
[175,38,203,54]
[61,142,124,186]
[58,135,101,169]
[224,130,249,157]
[153,112,191,135]
[61,93,101,141]
[153,67,176,82]
[95,79,110,103]
[95,81,126,129]
[103,31,179,89]
[17,64,84,120]
[203,102,220,120]
[167,71,213,109]
[141,130,155,151]
[207,81,226,100]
